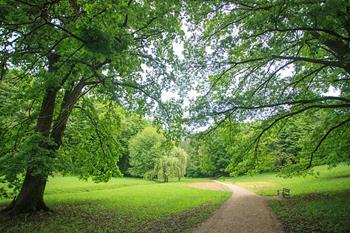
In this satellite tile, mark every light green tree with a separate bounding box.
[128,126,166,178]
[170,147,188,181]
[152,147,188,182]
[153,156,175,183]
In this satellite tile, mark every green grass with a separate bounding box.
[222,164,350,196]
[44,176,155,195]
[0,177,231,233]
[223,164,350,233]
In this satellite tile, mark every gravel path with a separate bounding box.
[193,181,282,233]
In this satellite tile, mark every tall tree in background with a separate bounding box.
[117,111,149,176]
[0,0,181,214]
[128,126,166,178]
[187,0,350,170]
[59,98,149,180]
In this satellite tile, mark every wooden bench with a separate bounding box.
[277,188,290,198]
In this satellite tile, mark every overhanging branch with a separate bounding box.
[214,97,350,115]
[271,55,344,68]
[307,117,350,169]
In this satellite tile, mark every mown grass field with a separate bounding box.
[0,177,231,233]
[223,164,350,233]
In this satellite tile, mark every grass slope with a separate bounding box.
[0,177,230,233]
[224,164,350,233]
[222,164,350,196]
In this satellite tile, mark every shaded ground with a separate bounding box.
[270,190,350,233]
[193,181,282,233]
[0,202,223,233]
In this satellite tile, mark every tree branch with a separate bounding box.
[271,55,344,68]
[307,117,350,169]
[214,97,350,115]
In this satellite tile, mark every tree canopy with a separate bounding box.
[186,0,350,170]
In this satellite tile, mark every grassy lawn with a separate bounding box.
[223,164,350,233]
[0,177,231,233]
[222,164,350,196]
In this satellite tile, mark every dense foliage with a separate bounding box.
[128,126,166,178]
[60,98,150,181]
[184,0,350,175]
[0,89,151,196]
[152,147,188,182]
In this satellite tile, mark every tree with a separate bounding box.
[179,139,205,177]
[60,98,136,180]
[187,0,350,171]
[190,109,349,177]
[128,126,166,178]
[153,156,175,183]
[268,118,307,169]
[116,108,149,176]
[0,0,181,214]
[169,147,188,181]
[152,147,188,182]
[181,133,233,178]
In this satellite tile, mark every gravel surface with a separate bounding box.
[193,181,282,233]
[187,182,231,192]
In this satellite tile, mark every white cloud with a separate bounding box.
[161,90,179,101]
[324,86,341,97]
[173,41,184,60]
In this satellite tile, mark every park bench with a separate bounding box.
[277,188,290,198]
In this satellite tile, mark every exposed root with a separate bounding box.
[1,200,51,216]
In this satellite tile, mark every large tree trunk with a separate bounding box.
[1,54,88,215]
[3,86,59,215]
[3,79,84,215]
[3,172,49,214]
[51,81,84,147]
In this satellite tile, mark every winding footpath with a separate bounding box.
[193,181,282,233]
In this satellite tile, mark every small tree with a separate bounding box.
[153,156,175,183]
[153,147,188,182]
[170,147,188,181]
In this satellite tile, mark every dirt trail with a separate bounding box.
[193,181,282,233]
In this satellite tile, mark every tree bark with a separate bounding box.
[3,172,49,215]
[2,53,70,215]
[4,86,59,215]
[51,81,84,147]
[4,78,86,215]
[5,80,85,215]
